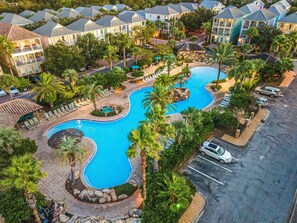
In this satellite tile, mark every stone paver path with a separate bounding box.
[221,108,268,146]
[179,193,206,223]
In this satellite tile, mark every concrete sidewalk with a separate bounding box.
[221,108,269,147]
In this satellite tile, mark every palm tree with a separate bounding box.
[0,73,15,98]
[117,33,133,68]
[172,120,195,146]
[0,154,46,223]
[143,83,175,112]
[207,43,237,87]
[164,54,176,76]
[245,27,259,44]
[103,45,118,70]
[202,22,212,43]
[155,73,174,87]
[32,72,65,108]
[81,82,104,111]
[0,35,14,75]
[157,173,192,213]
[288,31,297,56]
[62,69,78,92]
[240,43,253,60]
[130,45,144,65]
[53,137,86,185]
[0,127,22,155]
[271,34,291,58]
[126,121,160,200]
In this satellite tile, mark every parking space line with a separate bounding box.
[197,155,233,173]
[187,166,224,186]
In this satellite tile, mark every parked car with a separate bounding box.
[0,89,6,97]
[10,86,20,95]
[256,97,268,106]
[255,86,281,97]
[200,141,232,163]
[29,75,40,84]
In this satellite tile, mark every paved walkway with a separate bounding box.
[221,108,268,146]
[179,193,206,223]
[280,71,296,88]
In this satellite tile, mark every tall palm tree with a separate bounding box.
[163,54,176,76]
[155,73,174,87]
[143,83,176,112]
[202,22,212,43]
[130,45,144,65]
[207,43,237,87]
[240,43,253,60]
[126,121,160,200]
[0,73,15,98]
[32,72,65,108]
[0,127,22,155]
[0,35,14,75]
[103,45,118,70]
[172,120,195,146]
[81,82,104,111]
[157,173,192,213]
[117,33,133,67]
[62,69,78,92]
[53,137,86,185]
[0,154,46,223]
[245,27,259,44]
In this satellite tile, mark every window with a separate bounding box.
[157,15,160,19]
[61,36,65,41]
[289,24,292,29]
[243,21,250,29]
[27,67,33,74]
[33,65,39,73]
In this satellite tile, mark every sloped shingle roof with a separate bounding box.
[179,2,198,11]
[243,8,276,21]
[115,4,129,10]
[145,6,179,15]
[269,4,287,16]
[43,9,57,15]
[0,99,43,117]
[214,6,245,19]
[118,11,145,23]
[75,7,88,13]
[79,7,101,18]
[0,14,33,25]
[177,42,205,52]
[19,10,36,18]
[103,4,118,11]
[67,18,104,32]
[58,8,80,18]
[0,22,41,41]
[247,53,277,64]
[239,3,260,14]
[168,3,191,13]
[33,21,80,37]
[279,12,297,24]
[273,0,291,9]
[95,15,126,27]
[199,0,223,10]
[29,10,56,22]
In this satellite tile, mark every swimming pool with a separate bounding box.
[48,67,226,189]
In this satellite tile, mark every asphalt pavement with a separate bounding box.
[183,78,297,223]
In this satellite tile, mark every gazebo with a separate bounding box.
[0,98,43,128]
[177,42,206,62]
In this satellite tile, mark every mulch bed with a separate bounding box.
[65,177,86,200]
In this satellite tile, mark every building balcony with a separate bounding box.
[12,45,43,54]
[15,59,37,67]
[36,57,45,62]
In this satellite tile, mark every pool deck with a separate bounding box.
[21,62,230,219]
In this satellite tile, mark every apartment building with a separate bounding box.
[278,12,297,34]
[67,18,106,39]
[95,15,127,36]
[0,22,44,77]
[272,0,291,11]
[211,6,246,43]
[239,9,277,44]
[268,4,287,27]
[33,21,81,47]
[118,12,146,36]
[199,0,225,13]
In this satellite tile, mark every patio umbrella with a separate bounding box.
[130,65,140,69]
[154,56,161,61]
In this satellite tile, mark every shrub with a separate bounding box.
[230,93,253,111]
[15,78,31,91]
[212,79,226,84]
[13,138,38,155]
[211,84,222,91]
[114,183,137,197]
[91,106,123,117]
[131,70,144,77]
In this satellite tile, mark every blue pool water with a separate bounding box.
[48,67,226,189]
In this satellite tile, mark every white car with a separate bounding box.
[0,89,6,97]
[256,97,268,106]
[255,86,281,97]
[10,86,20,95]
[200,141,232,163]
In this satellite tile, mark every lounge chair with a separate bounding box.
[48,111,57,118]
[57,108,66,116]
[32,117,40,125]
[53,110,62,117]
[64,105,73,112]
[45,112,53,121]
[61,106,69,114]
[28,119,38,127]
[69,102,78,110]
[74,100,82,108]
[24,121,33,130]
[110,87,115,92]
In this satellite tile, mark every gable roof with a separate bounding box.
[247,53,277,64]
[214,6,245,19]
[91,6,102,11]
[58,8,80,18]
[199,0,224,10]
[168,3,191,13]
[79,7,101,18]
[239,3,260,14]
[43,9,57,15]
[273,0,291,9]
[103,4,118,11]
[279,12,297,24]
[115,4,129,10]
[179,2,198,11]
[177,42,205,52]
[269,4,287,16]
[135,10,145,18]
[0,14,33,26]
[33,21,80,37]
[252,0,265,7]
[118,11,146,23]
[95,15,126,27]
[67,18,104,32]
[243,8,277,21]
[75,7,88,13]
[19,10,36,18]
[145,5,179,15]
[29,10,56,22]
[0,22,41,41]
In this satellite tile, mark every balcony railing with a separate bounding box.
[23,46,33,52]
[12,45,43,54]
[15,59,38,67]
[32,45,42,50]
[13,48,22,54]
[36,57,45,62]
